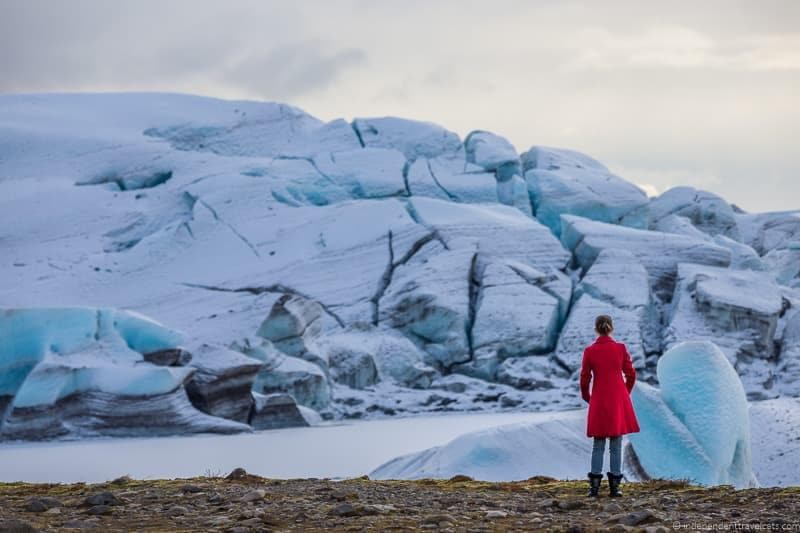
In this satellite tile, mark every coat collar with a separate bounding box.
[594,335,614,344]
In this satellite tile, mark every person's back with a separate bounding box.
[580,314,640,497]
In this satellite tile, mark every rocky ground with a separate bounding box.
[0,469,797,532]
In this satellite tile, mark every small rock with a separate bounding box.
[83,491,121,506]
[612,509,661,526]
[226,467,249,480]
[24,498,48,513]
[625,509,662,526]
[181,484,204,493]
[44,508,61,515]
[368,503,397,514]
[240,488,266,502]
[603,502,623,513]
[206,516,231,526]
[85,505,112,516]
[448,474,473,482]
[558,499,584,510]
[166,505,188,516]
[330,502,357,517]
[422,513,455,524]
[485,510,509,518]
[110,475,132,485]
[207,492,223,504]
[0,519,38,532]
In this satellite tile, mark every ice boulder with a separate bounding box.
[406,156,531,215]
[652,214,713,241]
[665,264,785,384]
[736,211,800,255]
[250,349,330,411]
[521,146,648,235]
[572,248,660,357]
[561,214,731,299]
[312,148,408,199]
[494,355,569,391]
[628,341,755,488]
[465,259,568,380]
[370,410,589,481]
[379,246,472,370]
[256,294,331,371]
[648,186,740,240]
[316,329,439,389]
[574,249,650,310]
[464,130,520,181]
[762,244,800,288]
[182,343,263,423]
[249,392,309,430]
[351,117,461,160]
[712,234,765,271]
[409,197,570,272]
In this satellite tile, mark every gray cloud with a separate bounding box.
[0,0,798,212]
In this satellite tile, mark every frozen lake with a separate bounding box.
[0,411,571,483]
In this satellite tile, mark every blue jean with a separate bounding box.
[591,436,622,475]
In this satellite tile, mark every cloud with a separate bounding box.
[221,44,366,101]
[567,26,800,71]
[0,0,798,212]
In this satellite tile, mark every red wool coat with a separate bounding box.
[580,335,640,438]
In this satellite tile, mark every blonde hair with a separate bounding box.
[595,314,613,335]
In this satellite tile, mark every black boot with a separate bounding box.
[607,472,623,497]
[587,472,603,497]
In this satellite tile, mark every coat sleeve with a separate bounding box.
[579,348,592,403]
[621,343,636,393]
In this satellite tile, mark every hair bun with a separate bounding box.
[595,314,613,335]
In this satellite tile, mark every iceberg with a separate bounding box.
[370,410,588,481]
[628,341,755,488]
[0,308,252,440]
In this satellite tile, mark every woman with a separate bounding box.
[580,314,640,497]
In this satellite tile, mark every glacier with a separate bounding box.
[0,92,798,448]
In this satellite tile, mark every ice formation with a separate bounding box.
[521,146,649,235]
[628,341,755,488]
[0,93,798,441]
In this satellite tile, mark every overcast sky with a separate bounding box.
[2,0,798,212]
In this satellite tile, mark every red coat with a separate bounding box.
[580,335,640,438]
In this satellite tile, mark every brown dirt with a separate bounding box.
[0,472,797,532]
